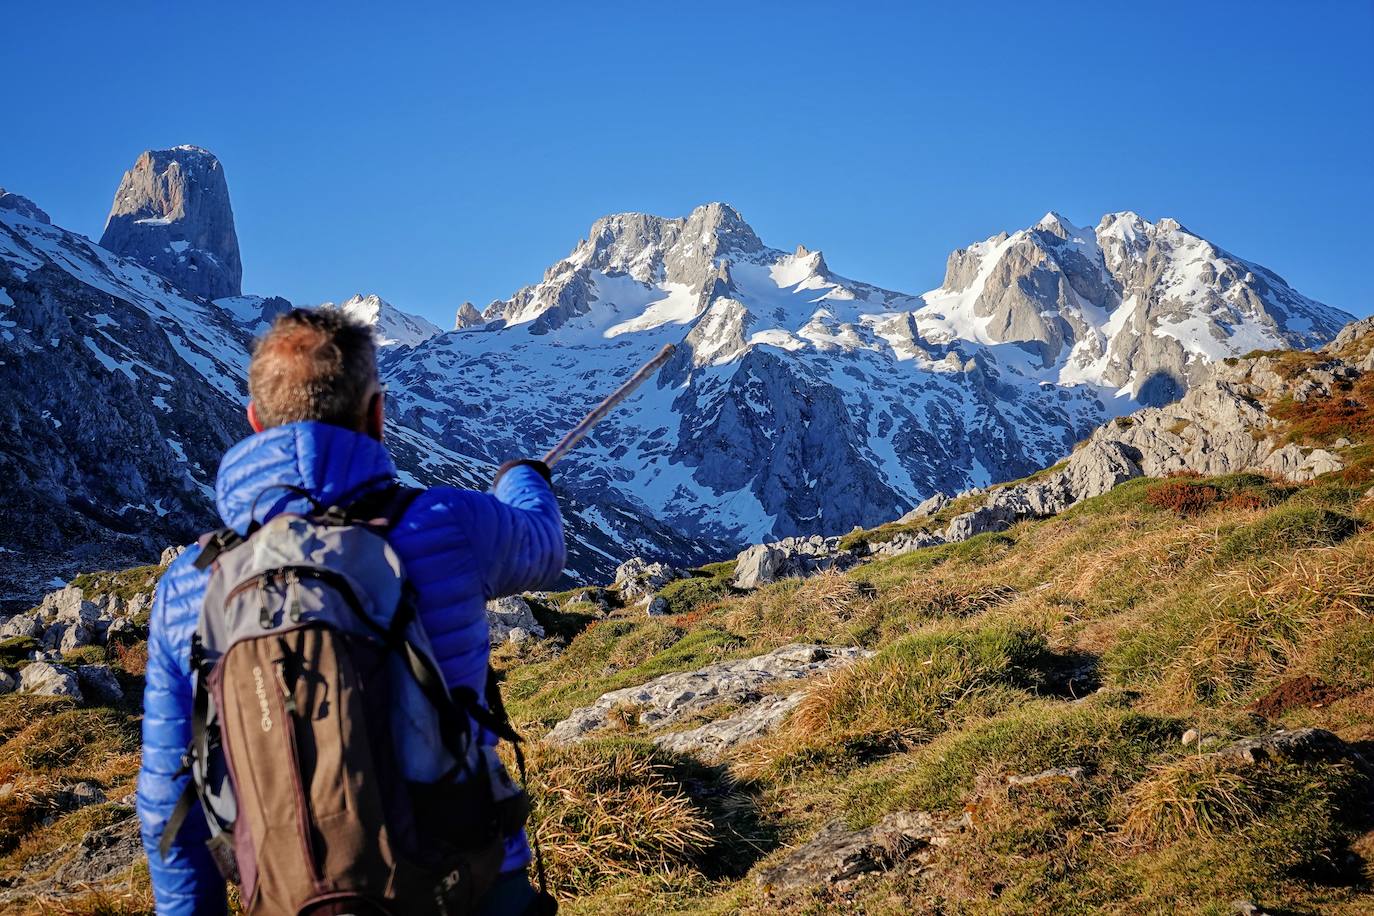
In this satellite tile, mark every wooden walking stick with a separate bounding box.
[542,343,676,467]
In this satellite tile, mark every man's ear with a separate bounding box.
[247,401,265,433]
[366,391,385,442]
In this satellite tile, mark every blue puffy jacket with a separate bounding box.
[137,421,565,915]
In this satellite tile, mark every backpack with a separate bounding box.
[159,483,543,915]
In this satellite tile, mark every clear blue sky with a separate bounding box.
[4,1,1372,323]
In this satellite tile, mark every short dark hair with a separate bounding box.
[247,308,378,429]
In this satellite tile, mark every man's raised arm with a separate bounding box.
[476,458,566,598]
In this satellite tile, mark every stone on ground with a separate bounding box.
[547,643,871,748]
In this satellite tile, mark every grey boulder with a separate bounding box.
[0,613,43,639]
[76,665,125,706]
[485,596,545,645]
[18,662,83,700]
[755,810,969,893]
[614,557,686,601]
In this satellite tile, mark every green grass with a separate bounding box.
[0,637,38,668]
[1215,507,1359,564]
[750,622,1051,776]
[845,703,1185,821]
[655,575,734,616]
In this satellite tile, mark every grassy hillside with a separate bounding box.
[499,469,1374,914]
[3,343,1374,913]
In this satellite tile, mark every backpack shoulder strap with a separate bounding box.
[192,527,245,571]
[331,482,423,530]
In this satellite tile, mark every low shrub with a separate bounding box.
[1145,480,1222,516]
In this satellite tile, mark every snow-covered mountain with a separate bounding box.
[0,145,1355,602]
[0,151,713,603]
[321,294,443,347]
[382,203,1352,551]
[919,211,1350,404]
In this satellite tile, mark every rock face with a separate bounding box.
[546,643,870,748]
[755,810,970,893]
[453,302,484,330]
[100,146,242,300]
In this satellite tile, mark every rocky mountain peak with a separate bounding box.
[682,202,765,256]
[454,301,484,329]
[323,294,443,348]
[0,188,50,224]
[99,146,242,300]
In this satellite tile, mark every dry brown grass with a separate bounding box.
[1120,756,1272,847]
[524,740,715,895]
[722,569,872,646]
[1161,538,1374,704]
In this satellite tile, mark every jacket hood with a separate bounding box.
[214,421,397,533]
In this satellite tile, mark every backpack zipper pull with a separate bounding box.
[258,576,274,629]
[288,570,303,622]
[274,659,298,716]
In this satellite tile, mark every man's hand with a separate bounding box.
[494,459,553,486]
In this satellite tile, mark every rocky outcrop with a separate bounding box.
[941,439,1143,540]
[454,302,484,330]
[1213,727,1369,770]
[0,812,141,908]
[733,536,855,589]
[654,692,807,760]
[1085,351,1360,482]
[614,557,687,601]
[100,146,242,300]
[755,810,970,894]
[546,644,870,748]
[0,582,152,686]
[485,596,544,645]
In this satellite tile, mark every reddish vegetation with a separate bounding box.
[1271,376,1374,442]
[1218,490,1271,511]
[111,640,148,677]
[1145,481,1222,516]
[1249,674,1351,719]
